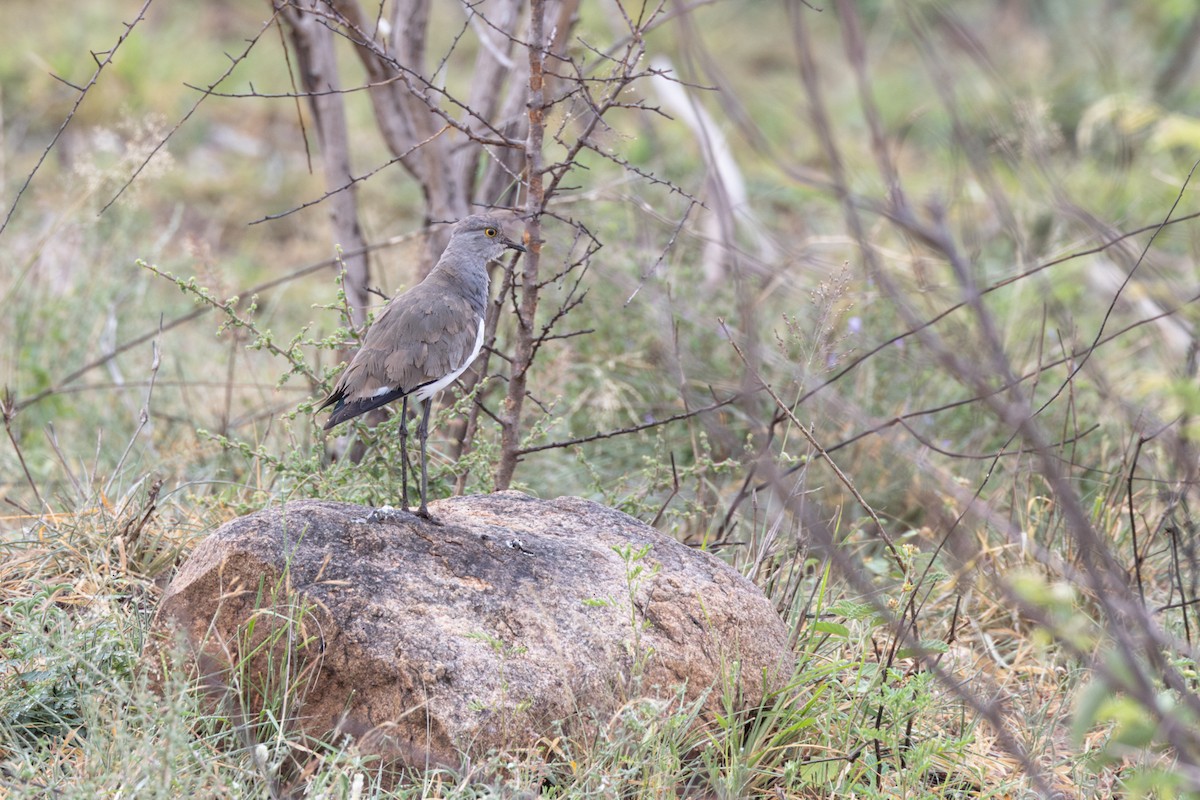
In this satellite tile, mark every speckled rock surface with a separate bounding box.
[146,491,793,769]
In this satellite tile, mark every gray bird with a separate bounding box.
[319,214,526,518]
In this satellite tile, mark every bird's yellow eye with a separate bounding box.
[484,227,497,238]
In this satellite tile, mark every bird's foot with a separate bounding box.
[357,504,415,524]
[414,504,441,525]
[506,537,534,555]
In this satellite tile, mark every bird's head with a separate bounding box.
[449,214,527,262]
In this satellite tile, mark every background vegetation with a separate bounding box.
[3,0,1200,796]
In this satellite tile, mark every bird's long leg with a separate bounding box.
[398,395,410,511]
[416,399,433,519]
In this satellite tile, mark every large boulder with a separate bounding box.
[146,492,793,771]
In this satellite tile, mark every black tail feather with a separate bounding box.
[322,386,410,429]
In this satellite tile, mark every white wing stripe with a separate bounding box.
[413,317,485,402]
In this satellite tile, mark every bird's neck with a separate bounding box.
[430,259,490,316]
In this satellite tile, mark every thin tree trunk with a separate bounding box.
[327,0,466,266]
[494,0,545,490]
[278,2,370,325]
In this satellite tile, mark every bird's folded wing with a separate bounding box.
[356,289,480,395]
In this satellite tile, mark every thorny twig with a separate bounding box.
[516,395,740,457]
[101,11,283,214]
[0,0,154,236]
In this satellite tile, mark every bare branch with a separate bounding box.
[99,12,279,215]
[0,0,154,237]
[248,125,450,226]
[516,396,740,457]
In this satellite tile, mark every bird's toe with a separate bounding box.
[364,504,414,524]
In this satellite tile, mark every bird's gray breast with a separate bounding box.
[446,267,490,317]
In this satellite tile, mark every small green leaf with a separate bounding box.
[828,600,874,620]
[811,620,849,637]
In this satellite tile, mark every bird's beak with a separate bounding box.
[504,235,527,253]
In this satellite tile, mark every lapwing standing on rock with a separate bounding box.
[319,214,526,519]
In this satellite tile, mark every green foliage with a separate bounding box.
[0,585,137,744]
